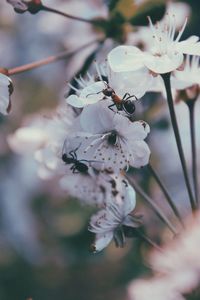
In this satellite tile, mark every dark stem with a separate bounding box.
[161,73,196,212]
[187,100,199,207]
[41,5,98,24]
[126,176,178,236]
[135,229,162,252]
[148,164,184,227]
[8,39,99,76]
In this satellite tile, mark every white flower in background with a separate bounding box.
[172,55,200,90]
[89,181,142,252]
[68,101,150,172]
[108,15,200,75]
[0,73,13,115]
[8,103,75,179]
[128,213,200,300]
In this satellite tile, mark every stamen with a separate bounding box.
[68,83,80,93]
[94,60,103,81]
[175,18,187,43]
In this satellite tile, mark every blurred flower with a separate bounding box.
[128,212,200,300]
[0,73,13,115]
[8,103,75,179]
[89,179,142,252]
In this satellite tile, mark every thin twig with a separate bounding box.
[135,229,163,252]
[41,5,99,24]
[126,176,178,236]
[8,39,99,76]
[148,164,184,227]
[187,100,199,207]
[161,73,196,212]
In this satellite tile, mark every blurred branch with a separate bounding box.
[126,175,178,236]
[41,5,102,25]
[147,164,184,228]
[7,39,100,76]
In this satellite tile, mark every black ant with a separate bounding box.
[87,82,137,116]
[62,143,99,174]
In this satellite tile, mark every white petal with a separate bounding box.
[123,184,136,215]
[177,37,200,56]
[92,232,113,252]
[80,101,113,134]
[143,52,184,74]
[108,46,145,72]
[67,94,87,108]
[108,65,153,99]
[80,81,106,100]
[130,141,151,168]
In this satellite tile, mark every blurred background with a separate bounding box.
[0,0,200,299]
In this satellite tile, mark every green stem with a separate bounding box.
[161,73,196,212]
[127,176,178,236]
[148,164,184,227]
[187,100,199,207]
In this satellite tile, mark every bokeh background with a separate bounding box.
[0,1,200,299]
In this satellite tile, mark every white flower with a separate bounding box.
[69,101,150,173]
[0,73,13,115]
[108,15,200,75]
[172,55,200,90]
[144,14,200,74]
[67,62,141,113]
[60,172,133,208]
[88,180,141,252]
[8,103,75,178]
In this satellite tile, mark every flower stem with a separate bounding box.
[161,73,196,212]
[147,164,184,227]
[186,100,199,207]
[8,39,99,76]
[127,176,178,236]
[135,229,162,252]
[41,5,98,24]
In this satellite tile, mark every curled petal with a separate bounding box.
[143,52,183,74]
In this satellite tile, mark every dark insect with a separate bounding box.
[87,82,137,116]
[62,144,99,174]
[107,130,117,145]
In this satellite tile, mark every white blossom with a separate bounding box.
[67,101,150,173]
[0,73,13,115]
[108,15,200,75]
[8,103,75,178]
[89,179,141,252]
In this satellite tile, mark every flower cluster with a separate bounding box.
[6,9,200,253]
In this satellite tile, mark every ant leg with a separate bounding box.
[125,95,138,101]
[122,93,131,100]
[108,103,116,112]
